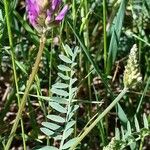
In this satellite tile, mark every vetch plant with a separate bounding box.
[39,45,79,150]
[5,1,68,150]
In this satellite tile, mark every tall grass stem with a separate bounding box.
[5,34,46,150]
[4,0,26,149]
[103,0,107,72]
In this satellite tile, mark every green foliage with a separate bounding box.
[40,45,79,149]
[106,0,127,74]
[1,0,150,149]
[104,114,150,150]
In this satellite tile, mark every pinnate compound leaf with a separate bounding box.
[52,83,68,89]
[65,121,76,131]
[38,146,58,150]
[58,73,70,80]
[59,54,72,63]
[40,127,54,136]
[47,115,65,123]
[58,65,71,71]
[51,88,69,97]
[62,138,78,149]
[42,122,61,130]
[64,128,74,140]
[49,102,67,113]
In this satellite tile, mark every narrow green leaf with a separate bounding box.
[72,105,79,112]
[62,138,78,149]
[64,128,74,140]
[51,97,68,104]
[42,122,61,130]
[49,102,67,113]
[59,54,72,63]
[143,113,149,129]
[68,112,74,121]
[70,87,77,95]
[40,127,54,136]
[63,44,74,57]
[15,61,27,74]
[115,127,120,140]
[106,0,126,74]
[117,103,128,123]
[70,78,77,85]
[58,73,70,80]
[126,121,132,137]
[47,115,65,123]
[134,116,140,132]
[71,62,77,68]
[58,65,71,71]
[37,146,58,150]
[51,88,69,97]
[65,121,76,131]
[71,71,75,77]
[52,83,68,89]
[121,126,125,141]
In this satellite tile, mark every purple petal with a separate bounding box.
[46,10,52,23]
[26,0,40,26]
[55,5,68,22]
[52,0,61,10]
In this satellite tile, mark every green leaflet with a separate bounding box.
[37,146,59,150]
[59,54,72,64]
[40,127,54,136]
[64,128,74,140]
[51,88,69,97]
[47,115,65,123]
[52,82,68,89]
[62,138,78,149]
[42,122,61,131]
[49,102,67,113]
[58,65,71,72]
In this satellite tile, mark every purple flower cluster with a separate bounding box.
[26,0,68,32]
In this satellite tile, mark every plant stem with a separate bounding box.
[4,0,26,149]
[5,34,46,150]
[103,0,107,72]
[139,136,144,150]
[69,87,128,150]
